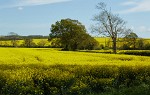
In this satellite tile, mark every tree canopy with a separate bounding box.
[123,32,138,49]
[49,18,98,51]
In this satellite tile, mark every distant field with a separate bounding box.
[144,38,150,43]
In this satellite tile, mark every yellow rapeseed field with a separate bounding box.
[0,48,150,66]
[0,48,150,94]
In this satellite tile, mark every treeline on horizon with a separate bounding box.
[0,33,150,51]
[0,35,49,41]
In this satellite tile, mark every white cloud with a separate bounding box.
[0,0,71,9]
[120,0,150,14]
[18,0,71,6]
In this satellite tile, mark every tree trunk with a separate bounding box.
[64,44,68,50]
[112,38,117,54]
[73,43,78,51]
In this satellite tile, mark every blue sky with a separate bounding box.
[0,0,150,38]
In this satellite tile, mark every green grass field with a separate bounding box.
[0,48,150,94]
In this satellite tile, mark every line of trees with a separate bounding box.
[0,39,49,48]
[0,33,49,41]
[0,32,50,47]
[121,32,150,50]
[97,32,150,50]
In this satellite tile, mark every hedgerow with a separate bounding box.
[118,50,150,56]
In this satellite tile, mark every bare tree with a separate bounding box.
[92,2,130,53]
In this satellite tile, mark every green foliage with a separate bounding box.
[1,37,150,50]
[11,40,19,47]
[124,32,138,39]
[49,18,98,51]
[22,38,36,47]
[144,43,150,50]
[123,32,138,50]
[119,50,150,56]
[37,40,47,48]
[50,38,61,48]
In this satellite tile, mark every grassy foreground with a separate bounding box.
[0,48,150,95]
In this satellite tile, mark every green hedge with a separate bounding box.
[118,50,150,56]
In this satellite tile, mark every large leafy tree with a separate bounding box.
[92,2,130,53]
[49,18,98,50]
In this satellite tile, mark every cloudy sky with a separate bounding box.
[0,0,150,38]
